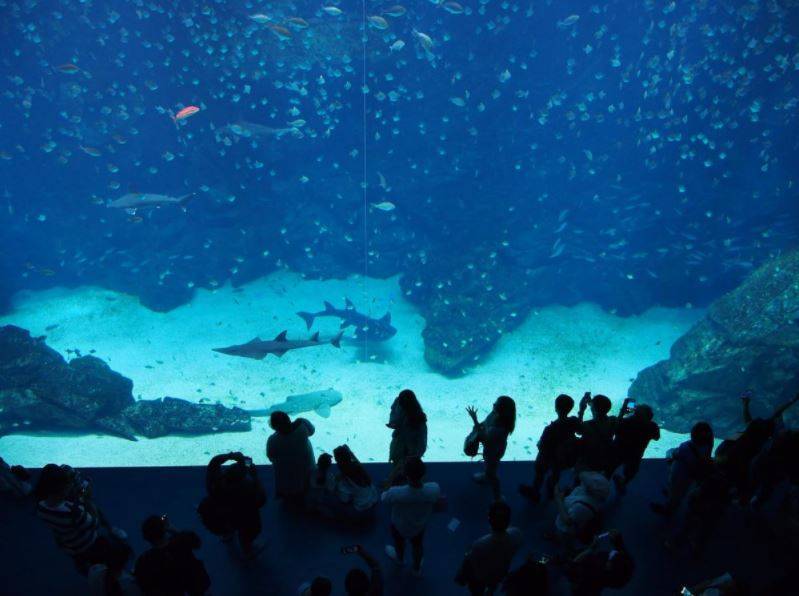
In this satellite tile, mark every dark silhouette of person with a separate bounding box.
[266,411,315,503]
[716,393,799,503]
[565,530,634,596]
[467,396,517,499]
[576,393,619,477]
[381,456,441,576]
[651,422,714,517]
[200,452,266,558]
[342,545,382,596]
[456,500,523,595]
[35,464,115,575]
[611,401,660,492]
[386,389,428,486]
[519,393,580,502]
[134,515,210,596]
[332,445,379,520]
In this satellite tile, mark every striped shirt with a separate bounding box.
[37,499,98,556]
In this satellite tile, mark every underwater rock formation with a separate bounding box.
[0,325,251,440]
[629,250,799,437]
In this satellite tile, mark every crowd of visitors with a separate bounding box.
[2,389,798,595]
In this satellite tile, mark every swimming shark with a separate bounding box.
[106,192,194,213]
[212,330,343,359]
[247,388,343,418]
[297,299,397,342]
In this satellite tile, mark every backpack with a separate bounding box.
[464,426,480,457]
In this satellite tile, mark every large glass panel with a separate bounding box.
[1,0,797,467]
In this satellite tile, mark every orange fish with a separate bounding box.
[172,105,201,127]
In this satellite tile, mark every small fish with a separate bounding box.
[371,201,396,211]
[269,24,293,40]
[56,63,81,74]
[442,1,465,14]
[321,6,343,16]
[285,17,309,29]
[172,105,200,127]
[412,29,434,52]
[79,145,102,157]
[557,14,580,29]
[389,40,406,51]
[248,13,271,24]
[368,15,389,30]
[383,5,407,17]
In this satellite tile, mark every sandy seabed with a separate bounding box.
[0,271,703,468]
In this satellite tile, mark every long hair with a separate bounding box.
[333,445,372,488]
[494,395,516,434]
[398,389,427,427]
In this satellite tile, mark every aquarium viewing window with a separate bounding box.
[0,1,797,468]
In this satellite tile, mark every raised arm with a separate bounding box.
[578,392,591,422]
[741,393,753,425]
[769,393,799,422]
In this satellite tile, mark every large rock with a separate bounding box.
[0,325,251,440]
[629,250,799,437]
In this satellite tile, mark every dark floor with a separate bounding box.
[0,460,787,595]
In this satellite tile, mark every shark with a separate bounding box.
[106,192,194,213]
[247,388,343,419]
[212,330,343,359]
[297,299,397,342]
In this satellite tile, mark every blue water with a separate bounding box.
[0,3,798,380]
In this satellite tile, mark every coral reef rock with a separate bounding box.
[629,250,799,437]
[0,325,251,440]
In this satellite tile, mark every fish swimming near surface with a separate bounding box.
[213,330,343,359]
[247,388,343,418]
[297,299,397,341]
[106,192,194,213]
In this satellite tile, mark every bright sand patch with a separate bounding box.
[0,272,703,468]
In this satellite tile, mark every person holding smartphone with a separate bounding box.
[611,400,660,492]
[202,451,266,559]
[341,545,382,596]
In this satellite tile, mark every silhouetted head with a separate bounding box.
[555,394,575,417]
[35,464,72,501]
[309,576,333,596]
[334,445,371,487]
[141,514,170,545]
[590,394,612,417]
[493,395,516,434]
[633,404,654,421]
[223,459,249,484]
[344,568,370,596]
[270,411,292,434]
[397,389,427,426]
[404,456,426,486]
[317,452,332,470]
[690,421,714,447]
[488,500,512,532]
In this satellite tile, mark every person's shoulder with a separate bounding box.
[421,482,441,499]
[507,527,524,545]
[382,485,404,500]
